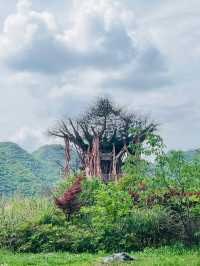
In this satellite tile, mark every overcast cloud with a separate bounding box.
[0,0,199,151]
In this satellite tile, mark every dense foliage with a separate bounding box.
[50,97,157,180]
[1,130,200,253]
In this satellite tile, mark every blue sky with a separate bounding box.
[0,0,199,151]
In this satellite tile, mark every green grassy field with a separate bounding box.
[0,247,200,266]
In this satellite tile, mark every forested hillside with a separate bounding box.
[183,149,200,161]
[0,143,68,196]
[33,144,80,172]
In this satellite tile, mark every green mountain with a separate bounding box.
[183,149,200,161]
[0,142,68,197]
[32,144,65,188]
[32,144,65,165]
[32,144,80,173]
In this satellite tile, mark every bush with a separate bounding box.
[0,197,62,252]
[80,183,179,252]
[1,148,200,253]
[121,147,200,246]
[0,195,97,253]
[8,223,72,253]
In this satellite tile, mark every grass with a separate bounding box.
[0,250,99,266]
[0,247,200,266]
[0,196,53,229]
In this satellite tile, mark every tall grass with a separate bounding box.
[0,196,54,229]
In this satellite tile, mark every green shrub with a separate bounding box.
[0,196,59,252]
[80,183,179,252]
[2,148,200,254]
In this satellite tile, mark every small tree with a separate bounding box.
[55,176,84,221]
[121,128,164,190]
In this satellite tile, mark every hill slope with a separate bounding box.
[32,144,65,165]
[0,142,44,196]
[0,143,66,196]
[32,144,65,189]
[32,144,80,173]
[183,149,200,161]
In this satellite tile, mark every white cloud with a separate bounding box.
[17,0,32,14]
[0,0,199,151]
[10,126,62,151]
[0,0,168,85]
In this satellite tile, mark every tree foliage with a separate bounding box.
[50,97,157,179]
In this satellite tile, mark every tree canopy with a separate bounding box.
[50,97,157,180]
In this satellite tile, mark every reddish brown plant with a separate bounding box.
[55,176,84,221]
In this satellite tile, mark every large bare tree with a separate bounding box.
[49,97,157,181]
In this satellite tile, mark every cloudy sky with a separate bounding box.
[0,0,199,151]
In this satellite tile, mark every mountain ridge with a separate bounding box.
[0,142,66,196]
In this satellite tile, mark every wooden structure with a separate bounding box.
[50,98,156,181]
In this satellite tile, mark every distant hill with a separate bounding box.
[183,149,200,161]
[32,144,80,173]
[32,144,65,165]
[32,144,65,190]
[167,149,200,162]
[0,142,45,196]
[0,142,79,197]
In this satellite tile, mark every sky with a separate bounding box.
[0,0,199,151]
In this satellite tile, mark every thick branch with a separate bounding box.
[79,123,93,147]
[69,119,88,151]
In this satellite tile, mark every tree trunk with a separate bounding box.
[64,137,71,178]
[112,144,117,181]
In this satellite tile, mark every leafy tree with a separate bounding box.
[121,128,164,191]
